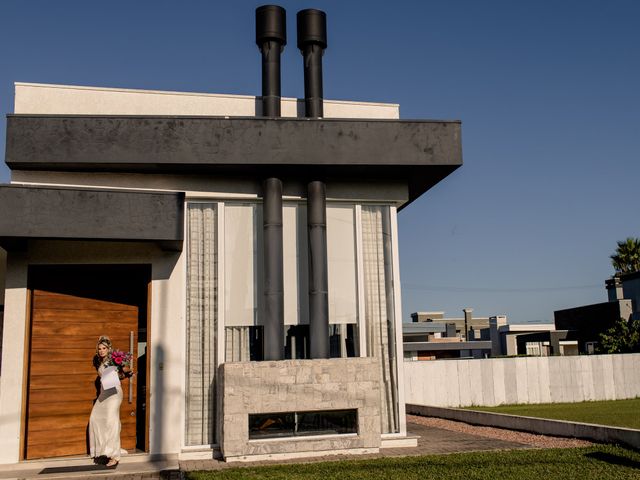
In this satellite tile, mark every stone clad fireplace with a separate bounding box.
[219,358,381,460]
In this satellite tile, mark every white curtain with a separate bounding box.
[361,206,399,434]
[185,204,217,445]
[327,205,358,325]
[225,326,251,362]
[283,204,309,326]
[224,204,262,362]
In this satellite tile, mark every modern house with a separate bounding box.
[404,310,576,359]
[0,7,462,465]
[553,271,639,354]
[403,311,497,360]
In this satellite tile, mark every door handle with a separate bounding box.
[129,331,134,404]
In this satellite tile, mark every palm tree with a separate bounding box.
[611,237,640,275]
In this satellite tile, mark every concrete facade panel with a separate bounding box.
[579,356,595,401]
[547,357,564,403]
[14,83,400,119]
[445,360,461,407]
[456,360,472,407]
[479,359,495,406]
[502,359,518,405]
[404,353,640,408]
[602,355,616,400]
[514,358,529,404]
[537,358,551,404]
[491,359,506,406]
[524,358,540,404]
[464,360,483,405]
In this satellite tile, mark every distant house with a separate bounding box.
[554,273,639,354]
[608,272,640,320]
[404,310,576,360]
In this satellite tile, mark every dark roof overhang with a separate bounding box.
[5,115,462,208]
[0,185,184,251]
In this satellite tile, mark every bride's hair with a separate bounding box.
[95,335,113,363]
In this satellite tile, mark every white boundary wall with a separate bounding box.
[404,354,640,408]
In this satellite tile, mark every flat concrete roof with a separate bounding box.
[5,115,462,207]
[403,341,492,351]
[499,324,556,333]
[403,323,447,334]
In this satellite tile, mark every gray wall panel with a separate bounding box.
[0,185,184,248]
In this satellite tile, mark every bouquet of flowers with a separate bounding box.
[110,350,133,376]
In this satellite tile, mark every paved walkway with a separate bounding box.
[0,420,531,480]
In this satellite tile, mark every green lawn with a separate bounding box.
[465,398,640,429]
[185,446,640,480]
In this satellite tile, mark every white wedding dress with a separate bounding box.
[89,363,123,460]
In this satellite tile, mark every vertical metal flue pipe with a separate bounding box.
[262,177,285,360]
[298,9,329,358]
[256,5,286,117]
[307,181,329,358]
[257,5,286,359]
[297,9,327,118]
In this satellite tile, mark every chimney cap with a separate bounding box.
[296,8,327,50]
[256,5,287,47]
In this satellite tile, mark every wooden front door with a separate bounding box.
[24,265,149,460]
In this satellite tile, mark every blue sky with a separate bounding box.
[1,1,638,323]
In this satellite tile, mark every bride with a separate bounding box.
[89,336,123,468]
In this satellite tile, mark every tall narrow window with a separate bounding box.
[224,204,264,361]
[361,205,399,433]
[186,203,217,445]
[283,204,310,359]
[327,205,359,358]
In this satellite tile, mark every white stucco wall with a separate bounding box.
[10,172,409,207]
[0,252,28,463]
[0,241,186,463]
[0,247,6,305]
[14,82,399,119]
[404,354,640,408]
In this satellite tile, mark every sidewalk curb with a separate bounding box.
[407,404,640,451]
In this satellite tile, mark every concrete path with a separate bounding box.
[0,420,531,480]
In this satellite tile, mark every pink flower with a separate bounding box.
[115,357,123,365]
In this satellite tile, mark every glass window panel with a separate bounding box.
[283,204,309,325]
[248,410,357,440]
[225,326,264,362]
[249,412,295,439]
[284,324,310,360]
[327,205,358,325]
[224,204,263,327]
[296,410,357,436]
[329,324,359,358]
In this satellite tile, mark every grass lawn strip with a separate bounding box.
[465,398,640,429]
[185,445,640,480]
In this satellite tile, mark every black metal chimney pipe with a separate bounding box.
[297,9,327,118]
[257,5,286,360]
[262,177,285,360]
[256,5,286,117]
[297,9,329,358]
[307,181,329,359]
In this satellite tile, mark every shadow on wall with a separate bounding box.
[150,252,183,457]
[0,247,6,372]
